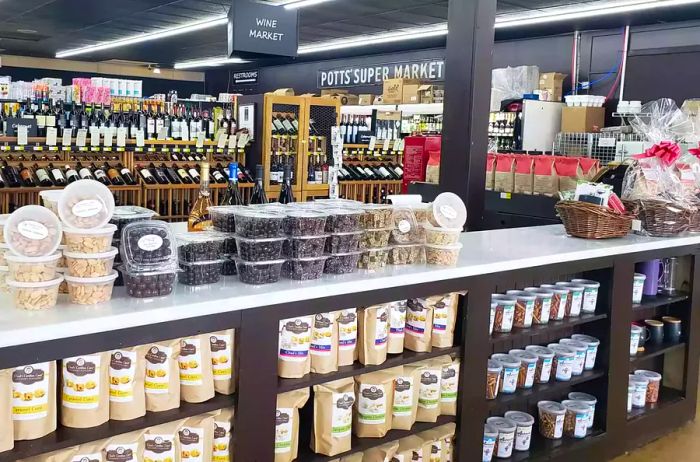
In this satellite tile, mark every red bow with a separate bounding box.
[633,141,681,167]
[689,147,700,160]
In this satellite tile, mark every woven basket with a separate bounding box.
[622,200,641,218]
[638,199,691,237]
[556,201,633,239]
[689,209,700,233]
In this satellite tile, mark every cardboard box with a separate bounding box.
[321,89,349,96]
[382,78,419,104]
[272,88,295,96]
[358,94,375,106]
[402,83,422,104]
[561,107,605,133]
[539,72,567,102]
[418,84,444,104]
[321,93,358,105]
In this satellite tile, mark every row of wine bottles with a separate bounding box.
[136,162,256,186]
[0,161,136,188]
[338,163,403,182]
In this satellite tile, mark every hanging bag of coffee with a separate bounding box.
[392,363,425,431]
[213,407,235,462]
[60,351,110,428]
[353,370,395,438]
[275,388,310,462]
[179,335,215,403]
[430,293,459,348]
[311,377,355,456]
[209,329,236,395]
[144,339,181,413]
[311,312,339,374]
[405,298,434,353]
[109,345,146,421]
[0,369,12,452]
[11,361,57,440]
[358,305,389,366]
[278,316,313,379]
[387,300,407,354]
[336,308,358,367]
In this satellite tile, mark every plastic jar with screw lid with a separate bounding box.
[568,392,597,429]
[555,282,585,317]
[483,423,498,462]
[537,401,566,439]
[635,370,662,404]
[505,290,536,328]
[571,279,600,313]
[504,411,535,451]
[486,359,502,400]
[547,344,576,381]
[486,417,517,459]
[491,294,517,333]
[570,334,600,371]
[562,400,591,438]
[508,349,538,389]
[491,353,520,394]
[629,374,649,408]
[525,345,555,384]
[540,284,569,321]
[558,339,588,376]
[523,287,553,325]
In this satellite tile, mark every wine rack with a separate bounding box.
[339,143,404,204]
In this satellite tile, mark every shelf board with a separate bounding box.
[630,341,686,366]
[633,293,689,311]
[298,415,456,462]
[502,429,606,462]
[488,369,606,410]
[627,387,684,422]
[0,393,236,462]
[490,313,607,344]
[278,346,461,393]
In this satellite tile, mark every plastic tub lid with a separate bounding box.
[491,353,520,368]
[629,373,649,384]
[491,294,517,305]
[64,270,118,284]
[208,205,246,215]
[506,290,537,301]
[571,279,601,288]
[63,224,117,236]
[5,252,61,264]
[234,235,287,244]
[509,349,539,363]
[39,190,63,201]
[540,284,570,294]
[422,222,462,233]
[525,345,555,358]
[556,282,585,292]
[111,205,158,220]
[563,400,592,414]
[634,273,647,280]
[62,247,118,259]
[568,392,597,404]
[547,344,576,357]
[286,255,329,262]
[523,287,554,298]
[285,209,328,218]
[537,401,566,415]
[504,411,535,426]
[432,192,467,229]
[559,339,588,352]
[5,205,63,257]
[6,274,64,288]
[121,221,178,269]
[58,179,115,229]
[387,194,423,206]
[233,209,284,219]
[233,257,286,265]
[484,423,499,437]
[486,417,517,433]
[288,234,330,240]
[424,242,463,250]
[328,250,363,257]
[571,334,601,346]
[179,259,226,267]
[176,231,230,244]
[362,203,393,211]
[326,208,363,216]
[487,359,503,372]
[634,370,662,382]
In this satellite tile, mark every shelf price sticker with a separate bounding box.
[147,147,156,153]
[0,145,9,151]
[76,129,88,147]
[228,133,238,150]
[33,145,43,151]
[89,127,100,147]
[13,145,25,151]
[62,129,72,147]
[499,192,512,200]
[48,146,58,151]
[104,127,114,147]
[392,138,401,152]
[368,136,376,151]
[17,125,28,146]
[238,133,249,148]
[196,132,206,149]
[382,138,391,152]
[217,133,228,149]
[135,129,145,148]
[46,127,58,147]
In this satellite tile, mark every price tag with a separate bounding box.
[76,128,88,147]
[62,129,72,147]
[368,136,376,151]
[183,148,191,153]
[49,146,58,151]
[104,147,112,152]
[116,127,127,147]
[0,145,8,151]
[382,138,391,152]
[396,138,405,152]
[104,127,114,147]
[157,126,168,140]
[46,127,58,146]
[33,146,44,151]
[499,192,512,200]
[228,134,238,150]
[162,147,170,153]
[14,145,25,151]
[135,129,145,147]
[134,147,144,152]
[392,138,401,151]
[79,146,88,152]
[599,137,617,148]
[217,133,228,149]
[91,146,100,152]
[181,125,189,142]
[196,132,206,149]
[148,147,156,153]
[89,127,100,147]
[116,147,125,152]
[173,147,181,153]
[17,126,28,146]
[237,133,249,148]
[196,148,204,154]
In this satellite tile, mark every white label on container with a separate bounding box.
[358,384,386,424]
[554,414,565,438]
[109,350,137,403]
[515,425,532,451]
[310,313,333,357]
[105,442,138,462]
[582,288,598,313]
[557,293,568,319]
[392,376,414,417]
[332,392,354,438]
[72,199,103,218]
[278,317,312,362]
[137,234,163,251]
[375,306,389,348]
[632,383,647,407]
[144,435,175,462]
[17,220,48,240]
[524,362,536,388]
[572,351,586,375]
[541,298,552,322]
[12,362,50,421]
[570,291,583,316]
[440,205,457,220]
[630,332,640,355]
[633,279,645,303]
[627,390,633,412]
[337,309,357,351]
[275,408,293,453]
[398,219,411,234]
[584,346,598,370]
[502,367,519,393]
[539,358,553,382]
[499,305,515,332]
[483,435,496,462]
[587,406,596,428]
[523,300,534,327]
[178,427,205,462]
[555,356,573,381]
[496,431,514,458]
[573,411,588,438]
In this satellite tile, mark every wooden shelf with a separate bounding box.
[490,313,607,344]
[630,341,686,366]
[633,293,689,311]
[142,182,254,190]
[278,346,461,393]
[627,387,684,422]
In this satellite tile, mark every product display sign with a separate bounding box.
[228,0,298,57]
[6,118,37,137]
[233,70,259,85]
[318,58,445,88]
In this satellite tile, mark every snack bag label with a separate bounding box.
[213,419,231,462]
[441,365,459,402]
[62,354,101,409]
[432,298,449,333]
[418,370,441,409]
[179,338,203,386]
[338,309,357,350]
[109,349,136,403]
[12,362,50,421]
[406,299,428,337]
[210,333,233,381]
[106,443,138,462]
[144,435,175,461]
[70,452,102,462]
[179,426,205,462]
[310,313,334,357]
[275,408,293,454]
[278,317,312,362]
[392,376,414,416]
[389,301,407,337]
[358,384,386,424]
[332,392,354,437]
[145,345,172,394]
[375,306,389,347]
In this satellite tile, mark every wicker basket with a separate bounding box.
[638,199,691,237]
[556,201,633,239]
[622,200,641,218]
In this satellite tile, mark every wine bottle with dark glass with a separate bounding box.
[278,164,294,204]
[220,162,244,206]
[250,165,268,205]
[34,163,54,187]
[118,163,137,185]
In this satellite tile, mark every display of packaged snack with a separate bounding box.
[491,353,520,394]
[63,224,117,253]
[283,210,328,236]
[425,243,462,266]
[64,270,118,305]
[525,345,555,384]
[282,256,328,281]
[284,235,328,258]
[178,260,225,285]
[634,370,662,404]
[360,204,395,229]
[5,205,62,257]
[391,208,422,244]
[58,179,115,229]
[388,244,425,265]
[63,247,118,278]
[235,258,285,284]
[568,392,597,429]
[324,209,363,233]
[423,223,462,245]
[505,290,536,328]
[563,400,590,439]
[232,209,284,238]
[503,411,535,452]
[39,190,62,215]
[486,416,516,459]
[324,251,362,274]
[360,228,392,249]
[358,247,390,270]
[559,338,588,376]
[123,269,177,298]
[121,221,177,270]
[235,235,285,261]
[6,252,62,282]
[209,205,243,233]
[522,287,553,325]
[508,349,538,389]
[325,231,362,253]
[109,205,158,236]
[537,401,566,439]
[492,294,517,333]
[7,275,63,310]
[176,232,228,262]
[486,359,502,400]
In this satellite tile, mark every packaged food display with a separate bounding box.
[56,245,66,268]
[483,423,498,462]
[360,204,394,229]
[360,227,392,249]
[324,251,362,274]
[109,205,157,236]
[634,370,662,403]
[39,189,62,215]
[4,205,62,257]
[629,374,649,409]
[178,260,225,285]
[7,275,63,310]
[0,215,8,243]
[503,411,535,451]
[537,401,566,439]
[0,266,8,293]
[63,247,118,278]
[431,192,467,229]
[555,282,584,317]
[491,294,517,333]
[486,359,502,400]
[540,284,569,321]
[571,279,600,313]
[222,234,238,254]
[63,224,117,253]
[58,179,115,229]
[283,235,327,258]
[325,231,362,254]
[508,349,538,389]
[388,244,425,265]
[282,256,328,280]
[358,247,390,270]
[523,287,553,325]
[221,254,237,276]
[232,209,284,238]
[548,344,576,382]
[64,271,118,305]
[235,235,285,261]
[57,268,68,294]
[278,316,313,378]
[123,270,177,297]
[208,205,242,232]
[633,273,646,304]
[505,290,536,328]
[283,210,327,236]
[121,221,177,269]
[492,353,520,394]
[6,252,61,282]
[0,243,8,266]
[176,232,228,262]
[558,339,588,376]
[563,400,590,438]
[568,392,597,429]
[324,209,363,233]
[425,243,463,266]
[423,223,462,245]
[235,258,285,284]
[525,345,555,384]
[485,416,516,459]
[391,208,422,244]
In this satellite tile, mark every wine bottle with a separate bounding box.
[33,163,53,187]
[148,163,170,185]
[65,164,79,184]
[91,162,111,186]
[212,164,227,184]
[220,162,244,206]
[105,162,125,186]
[118,163,136,186]
[249,165,268,205]
[18,163,35,187]
[187,164,201,183]
[187,162,212,232]
[177,167,193,184]
[138,165,157,185]
[278,164,294,204]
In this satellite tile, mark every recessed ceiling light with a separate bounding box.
[17,29,37,34]
[283,0,335,9]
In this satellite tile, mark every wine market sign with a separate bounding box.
[318,58,445,88]
[228,0,299,57]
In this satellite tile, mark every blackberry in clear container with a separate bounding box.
[324,209,363,233]
[235,236,285,261]
[283,256,328,281]
[232,210,284,238]
[283,210,328,236]
[284,235,328,258]
[176,232,227,262]
[324,251,362,275]
[325,231,362,253]
[235,258,285,285]
[123,270,176,298]
[178,260,225,286]
[221,255,237,276]
[209,206,241,233]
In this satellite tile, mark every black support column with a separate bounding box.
[440,0,496,230]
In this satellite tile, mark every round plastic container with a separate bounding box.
[388,244,425,265]
[235,258,285,285]
[0,214,8,243]
[492,353,520,394]
[525,345,555,384]
[432,192,467,229]
[537,401,566,439]
[64,270,118,305]
[360,227,392,249]
[58,179,115,229]
[489,302,497,335]
[39,189,63,215]
[7,275,63,310]
[423,223,462,245]
[360,204,394,229]
[555,282,585,317]
[540,284,569,321]
[6,252,61,282]
[282,256,328,281]
[568,392,597,429]
[629,374,649,408]
[548,344,576,382]
[635,370,662,404]
[4,205,62,257]
[563,400,591,438]
[491,294,517,333]
[571,279,600,313]
[324,209,363,233]
[570,334,601,371]
[407,202,431,225]
[284,235,328,258]
[324,251,362,274]
[485,417,516,459]
[235,235,285,262]
[63,224,117,253]
[121,221,178,271]
[283,210,327,236]
[63,247,118,278]
[523,287,553,325]
[0,243,9,267]
[358,247,390,270]
[425,242,462,266]
[509,349,539,389]
[633,273,647,304]
[390,207,421,244]
[178,260,225,286]
[505,290,536,328]
[486,359,502,400]
[232,209,284,238]
[630,324,643,356]
[208,205,243,233]
[123,268,177,298]
[56,268,68,294]
[110,205,158,236]
[0,266,9,294]
[628,381,635,412]
[558,339,588,376]
[503,411,535,451]
[176,232,228,262]
[325,231,362,254]
[483,423,498,462]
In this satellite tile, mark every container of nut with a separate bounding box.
[422,193,466,266]
[120,220,178,297]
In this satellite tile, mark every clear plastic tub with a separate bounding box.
[525,345,555,384]
[632,273,646,304]
[123,268,177,298]
[7,275,63,310]
[548,344,576,382]
[325,231,362,254]
[503,411,535,451]
[634,370,662,404]
[64,270,118,305]
[483,423,498,462]
[559,339,588,376]
[390,207,421,244]
[6,252,61,282]
[324,251,361,274]
[39,190,63,215]
[232,209,284,238]
[505,290,536,328]
[56,245,66,268]
[523,287,553,325]
[0,214,8,243]
[563,401,590,438]
[282,256,328,281]
[0,266,8,293]
[425,242,462,266]
[540,284,569,321]
[121,221,177,270]
[110,205,158,236]
[221,254,237,276]
[235,235,285,261]
[57,268,68,294]
[324,208,363,233]
[178,260,225,285]
[63,224,117,253]
[423,223,462,246]
[360,204,394,229]
[222,234,237,254]
[4,205,62,257]
[570,334,600,371]
[176,231,228,262]
[235,258,285,285]
[360,227,392,249]
[63,247,118,278]
[283,210,327,236]
[388,244,425,265]
[358,247,390,270]
[0,243,9,266]
[555,282,584,317]
[568,392,597,429]
[485,417,516,459]
[537,401,566,439]
[284,235,328,258]
[208,205,244,233]
[508,349,538,389]
[486,359,502,400]
[492,353,520,394]
[490,302,497,335]
[432,192,467,229]
[629,374,649,409]
[571,279,600,313]
[628,382,635,412]
[58,179,115,229]
[491,294,517,333]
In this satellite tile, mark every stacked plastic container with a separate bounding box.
[176,232,229,286]
[323,206,363,274]
[120,220,178,297]
[422,193,466,266]
[281,210,329,280]
[231,209,286,284]
[208,205,243,276]
[358,204,395,270]
[109,206,158,286]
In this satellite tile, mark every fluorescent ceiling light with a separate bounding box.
[55,15,227,58]
[174,57,249,70]
[298,24,448,54]
[283,0,335,9]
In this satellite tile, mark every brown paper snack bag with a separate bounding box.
[311,312,339,374]
[405,298,434,353]
[144,339,181,413]
[430,293,459,348]
[210,329,236,395]
[12,361,57,440]
[276,388,310,462]
[362,440,398,462]
[358,305,389,366]
[179,335,215,404]
[486,153,496,190]
[312,378,355,456]
[143,420,181,462]
[0,369,13,452]
[421,423,457,462]
[109,345,146,421]
[278,316,313,379]
[60,351,110,428]
[494,155,515,193]
[440,357,461,416]
[337,308,359,366]
[178,413,214,462]
[394,435,425,462]
[554,156,581,192]
[213,407,235,462]
[354,370,394,438]
[104,430,144,462]
[416,357,451,423]
[55,440,107,462]
[392,363,425,431]
[533,156,558,196]
[387,300,407,354]
[513,154,534,194]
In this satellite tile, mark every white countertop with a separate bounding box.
[1,224,699,349]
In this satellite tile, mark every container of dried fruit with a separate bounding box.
[56,268,68,294]
[360,228,392,249]
[0,243,9,266]
[570,334,601,371]
[634,370,662,404]
[282,256,329,281]
[483,423,498,462]
[562,400,590,438]
[232,209,284,238]
[486,359,502,400]
[388,244,425,265]
[39,189,63,215]
[408,202,432,225]
[508,349,539,389]
[0,214,8,243]
[360,204,394,229]
[63,224,117,253]
[208,205,244,233]
[58,179,115,229]
[235,258,285,285]
[423,223,462,245]
[503,411,535,452]
[425,242,462,266]
[235,235,286,261]
[522,287,553,325]
[568,392,597,429]
[324,251,362,275]
[571,278,600,313]
[7,275,63,310]
[540,284,569,321]
[176,231,228,262]
[283,210,328,236]
[5,205,63,258]
[390,207,422,244]
[558,339,588,376]
[505,290,537,328]
[525,345,555,384]
[63,247,118,278]
[284,235,328,258]
[6,252,62,283]
[178,260,225,286]
[358,247,390,270]
[491,353,520,394]
[0,266,8,294]
[325,231,362,253]
[324,208,363,233]
[64,270,119,305]
[547,344,576,382]
[537,401,566,439]
[485,417,517,459]
[491,294,517,333]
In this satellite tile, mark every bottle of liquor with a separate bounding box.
[250,164,268,205]
[148,163,170,185]
[314,155,323,184]
[65,164,80,184]
[270,155,281,186]
[105,162,125,186]
[187,162,213,232]
[220,162,244,206]
[118,163,137,185]
[177,166,193,184]
[138,164,157,185]
[161,163,181,184]
[33,163,53,187]
[2,161,21,187]
[307,154,315,185]
[18,163,35,187]
[90,162,110,186]
[321,157,329,184]
[278,164,294,204]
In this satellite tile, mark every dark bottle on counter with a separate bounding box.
[249,164,268,205]
[220,162,244,206]
[278,164,294,204]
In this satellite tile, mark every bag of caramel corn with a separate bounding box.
[60,351,110,428]
[12,361,57,440]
